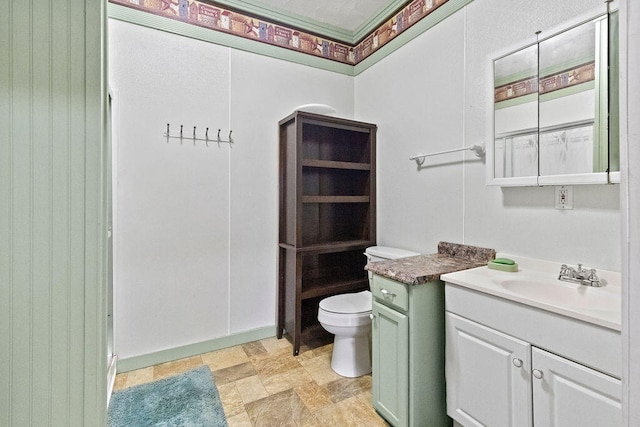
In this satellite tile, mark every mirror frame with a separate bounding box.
[486,3,619,187]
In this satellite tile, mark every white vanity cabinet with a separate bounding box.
[446,312,532,427]
[532,348,622,427]
[444,284,622,427]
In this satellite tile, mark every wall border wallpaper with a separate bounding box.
[108,0,463,68]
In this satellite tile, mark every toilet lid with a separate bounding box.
[319,291,372,314]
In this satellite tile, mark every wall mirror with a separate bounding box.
[488,6,619,186]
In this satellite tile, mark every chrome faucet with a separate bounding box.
[559,263,601,287]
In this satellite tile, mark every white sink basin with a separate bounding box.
[441,255,622,331]
[495,277,619,313]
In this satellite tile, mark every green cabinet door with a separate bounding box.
[372,300,409,426]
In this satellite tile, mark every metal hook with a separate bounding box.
[162,124,234,146]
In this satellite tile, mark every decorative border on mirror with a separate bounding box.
[108,0,452,65]
[494,76,538,103]
[495,61,596,104]
[539,62,595,95]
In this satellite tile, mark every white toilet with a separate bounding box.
[317,246,420,377]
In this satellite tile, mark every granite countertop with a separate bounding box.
[365,242,496,286]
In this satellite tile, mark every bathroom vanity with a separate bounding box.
[441,256,622,427]
[365,242,495,427]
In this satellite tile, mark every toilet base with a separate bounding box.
[330,334,371,378]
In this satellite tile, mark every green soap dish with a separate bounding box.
[488,260,519,272]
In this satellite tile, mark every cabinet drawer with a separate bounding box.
[372,275,409,312]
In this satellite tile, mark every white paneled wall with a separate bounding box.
[108,19,354,361]
[355,10,466,254]
[355,0,621,271]
[109,20,232,360]
[227,49,355,333]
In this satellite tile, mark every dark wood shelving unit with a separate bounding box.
[277,111,376,355]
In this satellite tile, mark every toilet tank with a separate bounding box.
[365,246,420,284]
[365,246,419,262]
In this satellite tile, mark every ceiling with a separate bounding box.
[242,0,397,33]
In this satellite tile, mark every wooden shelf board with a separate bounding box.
[302,159,371,170]
[302,195,369,203]
[301,278,369,300]
[279,240,374,253]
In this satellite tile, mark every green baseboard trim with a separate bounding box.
[117,325,277,372]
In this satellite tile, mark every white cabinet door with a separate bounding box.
[532,348,622,427]
[446,313,533,427]
[372,300,409,427]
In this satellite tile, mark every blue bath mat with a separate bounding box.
[108,366,228,427]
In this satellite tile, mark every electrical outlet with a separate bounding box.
[555,185,573,209]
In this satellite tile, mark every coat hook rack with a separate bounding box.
[164,123,234,145]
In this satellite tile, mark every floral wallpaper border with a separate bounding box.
[109,0,452,65]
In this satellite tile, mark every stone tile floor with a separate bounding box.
[113,337,389,426]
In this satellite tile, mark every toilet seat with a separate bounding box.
[316,246,418,378]
[319,290,372,314]
[318,291,372,328]
[317,290,372,377]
